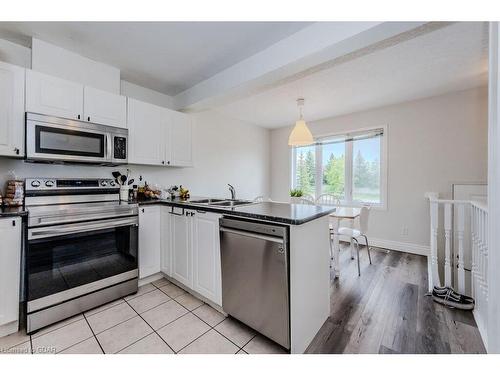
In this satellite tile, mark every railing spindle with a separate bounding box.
[444,203,453,287]
[430,199,441,289]
[456,203,466,294]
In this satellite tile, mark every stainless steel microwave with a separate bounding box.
[26,113,128,165]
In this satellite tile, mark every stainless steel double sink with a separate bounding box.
[189,198,254,207]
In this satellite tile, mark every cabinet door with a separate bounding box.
[162,108,172,166]
[192,212,222,305]
[0,62,24,157]
[171,208,192,288]
[170,111,193,167]
[127,98,165,166]
[0,217,21,327]
[83,86,127,128]
[26,70,83,120]
[138,206,161,279]
[160,207,171,276]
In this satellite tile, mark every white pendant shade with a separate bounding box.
[288,119,314,146]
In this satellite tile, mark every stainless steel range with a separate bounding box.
[25,177,139,334]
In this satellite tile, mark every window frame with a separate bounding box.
[290,125,388,210]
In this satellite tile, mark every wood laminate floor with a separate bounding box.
[306,245,486,354]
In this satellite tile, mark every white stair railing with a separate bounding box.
[426,193,488,348]
[471,200,488,345]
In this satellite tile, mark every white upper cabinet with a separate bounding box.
[0,61,25,157]
[26,70,84,120]
[170,111,193,167]
[0,217,21,331]
[26,70,126,128]
[192,211,222,305]
[138,206,161,279]
[83,86,127,128]
[127,98,192,167]
[127,98,165,166]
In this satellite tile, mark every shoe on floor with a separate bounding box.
[432,286,474,310]
[432,286,474,304]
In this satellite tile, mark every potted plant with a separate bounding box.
[290,188,304,203]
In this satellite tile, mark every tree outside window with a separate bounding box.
[294,146,315,196]
[292,128,384,206]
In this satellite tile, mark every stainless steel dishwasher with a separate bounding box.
[220,217,290,349]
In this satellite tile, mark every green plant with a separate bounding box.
[290,188,304,197]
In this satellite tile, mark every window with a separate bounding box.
[293,145,316,196]
[291,126,386,207]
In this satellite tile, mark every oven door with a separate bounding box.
[26,216,138,313]
[26,119,111,164]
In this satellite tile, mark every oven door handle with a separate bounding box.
[28,217,138,240]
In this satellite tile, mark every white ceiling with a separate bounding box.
[0,21,311,95]
[215,22,489,128]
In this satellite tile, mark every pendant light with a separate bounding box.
[288,98,313,146]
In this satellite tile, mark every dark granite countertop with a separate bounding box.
[0,205,28,217]
[135,197,335,225]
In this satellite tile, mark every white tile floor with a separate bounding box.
[0,278,287,354]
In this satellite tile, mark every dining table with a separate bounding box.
[329,207,361,278]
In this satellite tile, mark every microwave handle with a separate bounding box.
[106,134,112,161]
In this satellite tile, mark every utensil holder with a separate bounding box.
[120,186,129,201]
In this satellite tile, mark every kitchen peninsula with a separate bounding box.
[136,197,334,353]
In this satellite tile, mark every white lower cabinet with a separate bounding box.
[0,217,22,336]
[138,206,161,279]
[160,207,171,276]
[139,205,223,306]
[192,211,222,305]
[167,208,222,305]
[170,208,193,288]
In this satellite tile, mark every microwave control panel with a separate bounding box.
[113,136,127,160]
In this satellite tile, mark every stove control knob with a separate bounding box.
[110,181,115,186]
[31,180,41,188]
[45,180,55,187]
[101,181,108,186]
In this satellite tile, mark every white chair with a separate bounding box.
[253,195,265,202]
[336,206,372,276]
[298,197,314,205]
[317,194,342,265]
[303,194,315,202]
[316,193,341,206]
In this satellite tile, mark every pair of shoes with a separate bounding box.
[432,286,474,310]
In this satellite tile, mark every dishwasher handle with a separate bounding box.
[220,226,284,244]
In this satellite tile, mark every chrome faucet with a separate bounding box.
[228,184,236,200]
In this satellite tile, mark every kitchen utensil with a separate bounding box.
[120,175,127,185]
[128,179,135,185]
[112,171,121,180]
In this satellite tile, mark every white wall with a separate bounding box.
[121,80,175,110]
[0,38,30,68]
[487,21,499,354]
[271,87,488,250]
[31,39,121,94]
[0,110,270,199]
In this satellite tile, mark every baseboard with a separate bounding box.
[368,237,430,257]
[0,320,19,338]
[473,309,489,353]
[138,272,164,286]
